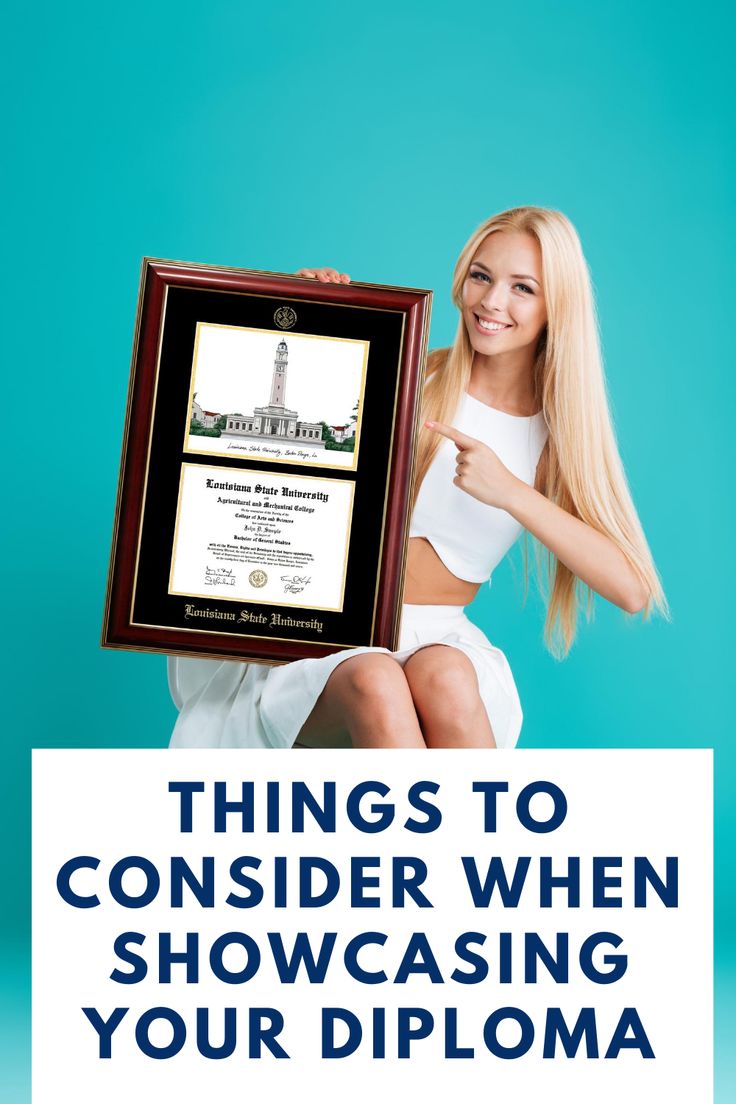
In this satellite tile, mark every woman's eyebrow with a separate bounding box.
[470,261,540,287]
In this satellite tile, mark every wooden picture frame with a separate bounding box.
[102,259,432,663]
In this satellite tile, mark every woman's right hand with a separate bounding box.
[295,267,351,284]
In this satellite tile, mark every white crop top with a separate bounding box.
[409,391,549,583]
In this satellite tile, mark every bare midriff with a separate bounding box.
[403,537,481,606]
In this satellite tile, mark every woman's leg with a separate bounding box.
[298,653,426,748]
[402,645,496,748]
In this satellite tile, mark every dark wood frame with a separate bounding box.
[102,259,432,663]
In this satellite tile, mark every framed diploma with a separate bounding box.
[102,259,432,663]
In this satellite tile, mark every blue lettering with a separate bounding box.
[110,933,147,984]
[56,856,100,908]
[483,1007,534,1058]
[167,781,204,832]
[462,856,530,907]
[82,1007,128,1057]
[405,782,442,833]
[543,1007,599,1057]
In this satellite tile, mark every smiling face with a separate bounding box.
[462,230,548,361]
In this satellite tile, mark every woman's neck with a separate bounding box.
[468,350,538,416]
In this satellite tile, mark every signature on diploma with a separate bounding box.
[281,574,312,594]
[205,566,237,587]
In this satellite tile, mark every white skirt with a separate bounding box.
[167,604,523,750]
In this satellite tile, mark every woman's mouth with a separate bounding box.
[473,314,511,335]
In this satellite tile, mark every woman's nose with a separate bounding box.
[480,284,508,312]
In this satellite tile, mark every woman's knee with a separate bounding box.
[326,652,424,747]
[404,647,481,718]
[332,652,409,708]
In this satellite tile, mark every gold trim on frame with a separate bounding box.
[128,283,170,628]
[126,617,360,654]
[101,263,168,646]
[393,299,434,644]
[143,255,432,299]
[366,311,406,646]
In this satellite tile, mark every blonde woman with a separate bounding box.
[168,206,666,751]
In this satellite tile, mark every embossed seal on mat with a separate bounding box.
[274,305,296,329]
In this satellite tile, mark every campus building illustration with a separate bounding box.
[190,401,221,429]
[191,339,326,447]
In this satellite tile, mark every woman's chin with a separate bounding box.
[466,330,512,357]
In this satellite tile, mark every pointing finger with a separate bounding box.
[425,420,476,450]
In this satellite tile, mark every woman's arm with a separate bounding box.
[503,480,648,613]
[427,420,649,614]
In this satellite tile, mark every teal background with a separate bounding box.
[2,0,732,1097]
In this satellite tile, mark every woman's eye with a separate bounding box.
[470,270,490,282]
[515,283,533,294]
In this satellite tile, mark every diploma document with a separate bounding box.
[170,465,354,612]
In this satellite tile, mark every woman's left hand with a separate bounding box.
[426,420,521,511]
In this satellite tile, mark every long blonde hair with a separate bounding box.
[415,206,667,656]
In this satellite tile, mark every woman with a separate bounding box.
[168,206,666,750]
